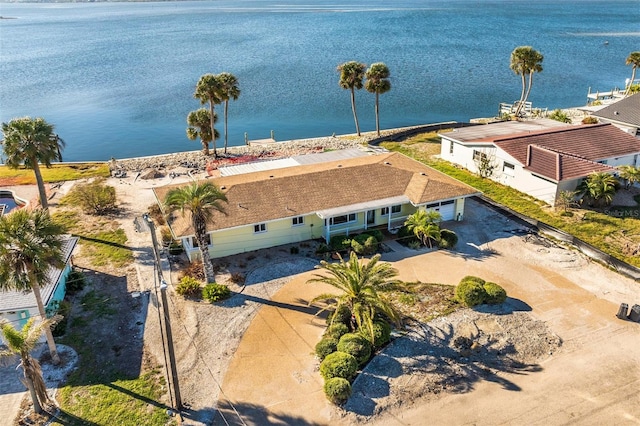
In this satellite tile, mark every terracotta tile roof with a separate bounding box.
[592,93,640,127]
[0,236,78,312]
[154,152,480,238]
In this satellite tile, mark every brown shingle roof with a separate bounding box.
[592,93,640,127]
[525,145,612,182]
[154,152,479,238]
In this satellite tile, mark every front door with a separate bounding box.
[366,210,375,225]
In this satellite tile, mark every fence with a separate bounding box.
[474,195,640,281]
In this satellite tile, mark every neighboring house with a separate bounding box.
[0,236,78,335]
[154,151,480,260]
[590,93,640,136]
[440,120,640,205]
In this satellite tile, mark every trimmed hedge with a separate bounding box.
[460,276,486,286]
[329,235,352,251]
[324,377,352,405]
[484,282,507,304]
[319,351,358,381]
[315,337,339,361]
[325,322,350,340]
[455,280,487,307]
[368,321,392,349]
[337,333,372,366]
[202,283,231,303]
[327,304,352,327]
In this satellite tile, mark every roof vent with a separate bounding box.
[420,172,426,176]
[337,165,342,168]
[220,186,226,190]
[384,161,391,165]
[269,175,274,178]
[614,111,619,115]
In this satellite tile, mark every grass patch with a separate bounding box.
[388,282,459,323]
[384,138,640,268]
[0,163,109,184]
[80,290,117,317]
[80,228,133,267]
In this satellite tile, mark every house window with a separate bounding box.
[449,141,454,155]
[426,202,439,209]
[441,200,454,206]
[473,150,487,162]
[381,207,389,215]
[254,223,267,233]
[292,216,304,226]
[391,205,402,214]
[330,213,356,225]
[192,234,211,247]
[503,162,515,176]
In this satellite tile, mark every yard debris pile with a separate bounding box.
[342,307,562,422]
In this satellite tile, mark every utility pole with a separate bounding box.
[143,214,183,414]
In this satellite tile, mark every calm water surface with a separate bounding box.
[0,0,638,161]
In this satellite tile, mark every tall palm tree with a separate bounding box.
[0,208,66,364]
[365,63,391,137]
[1,117,65,210]
[164,182,227,283]
[186,108,219,156]
[580,172,618,207]
[510,46,544,116]
[216,72,241,154]
[1,316,59,414]
[404,209,442,248]
[337,61,366,136]
[308,252,401,342]
[624,51,640,96]
[194,74,223,158]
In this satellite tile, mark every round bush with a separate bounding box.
[351,239,365,255]
[176,276,201,297]
[460,276,486,286]
[325,322,349,340]
[368,229,385,243]
[455,280,487,307]
[324,377,352,405]
[483,282,507,304]
[337,333,372,366]
[327,304,352,328]
[319,351,358,381]
[369,321,392,349]
[439,229,458,249]
[202,283,231,303]
[315,337,338,361]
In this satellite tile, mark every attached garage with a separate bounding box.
[424,199,456,221]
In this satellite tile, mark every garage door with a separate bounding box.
[425,200,456,221]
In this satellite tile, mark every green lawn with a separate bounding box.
[0,163,109,184]
[381,135,640,269]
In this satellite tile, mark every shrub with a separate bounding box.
[367,321,392,349]
[368,229,384,243]
[581,116,598,124]
[325,322,349,340]
[315,243,330,254]
[408,240,421,250]
[350,238,365,255]
[290,246,299,254]
[66,269,86,294]
[176,276,201,297]
[329,235,351,252]
[202,283,231,303]
[148,203,166,225]
[160,227,173,245]
[548,109,571,123]
[229,272,245,285]
[363,235,379,254]
[483,282,507,304]
[48,300,71,337]
[456,280,487,307]
[460,276,486,286]
[315,337,338,361]
[180,260,206,282]
[327,304,352,328]
[439,229,458,249]
[337,333,372,366]
[319,351,358,381]
[324,377,352,405]
[62,179,117,215]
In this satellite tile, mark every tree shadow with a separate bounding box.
[222,293,321,316]
[244,259,318,286]
[212,400,325,426]
[345,310,547,417]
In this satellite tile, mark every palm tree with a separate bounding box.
[308,252,401,342]
[404,209,442,248]
[194,74,223,158]
[337,61,366,136]
[510,46,544,116]
[365,63,391,137]
[216,72,241,154]
[618,165,640,189]
[164,182,227,283]
[1,117,65,210]
[186,108,219,156]
[580,172,618,207]
[0,209,65,364]
[1,316,59,414]
[625,51,640,96]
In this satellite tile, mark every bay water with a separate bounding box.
[0,0,638,161]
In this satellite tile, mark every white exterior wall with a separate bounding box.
[602,153,640,168]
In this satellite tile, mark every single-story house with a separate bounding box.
[0,236,78,336]
[590,93,640,136]
[440,120,640,205]
[154,151,480,260]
